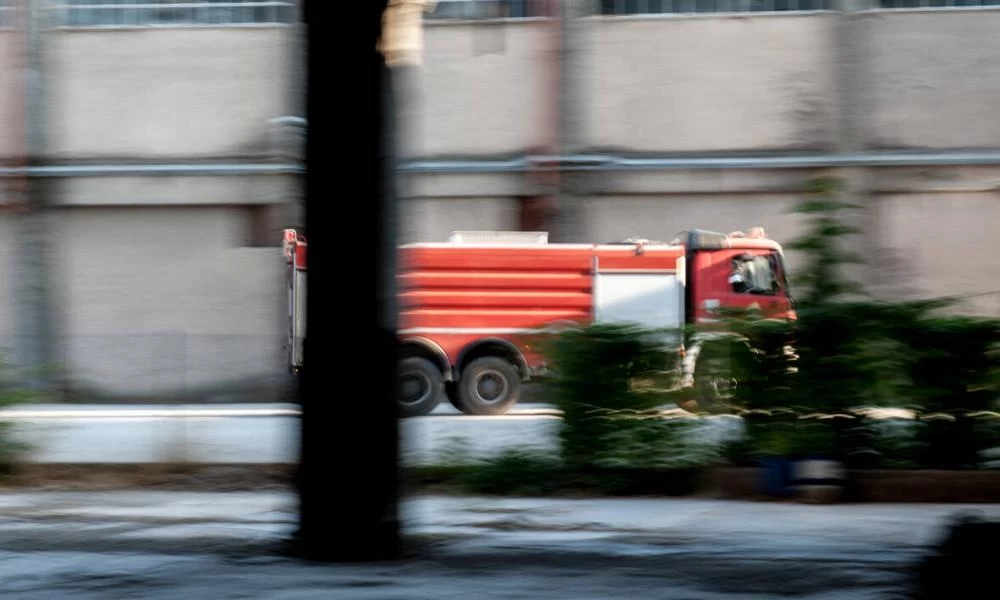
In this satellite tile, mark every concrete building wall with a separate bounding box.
[0,28,22,343]
[408,13,1000,317]
[418,15,839,156]
[49,174,292,207]
[419,21,551,157]
[0,31,20,160]
[880,191,1000,316]
[0,215,19,340]
[52,206,286,398]
[44,29,287,160]
[419,11,1000,156]
[870,10,1000,149]
[583,14,838,153]
[4,9,1000,396]
[44,169,295,396]
[32,24,294,397]
[400,196,521,243]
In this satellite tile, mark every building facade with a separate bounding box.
[406,0,1000,317]
[0,0,998,399]
[0,1,303,399]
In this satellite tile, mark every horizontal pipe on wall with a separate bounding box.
[268,116,307,127]
[399,151,1000,173]
[0,163,304,177]
[4,152,1000,178]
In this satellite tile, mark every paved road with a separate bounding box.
[0,491,971,598]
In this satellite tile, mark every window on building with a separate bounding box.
[876,0,1000,8]
[59,0,297,28]
[600,0,831,13]
[598,0,1000,11]
[429,0,550,19]
[429,0,841,16]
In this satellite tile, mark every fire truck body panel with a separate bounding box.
[398,243,687,383]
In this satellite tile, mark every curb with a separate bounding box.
[0,463,296,490]
[712,467,1000,503]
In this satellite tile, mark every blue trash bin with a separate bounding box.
[758,456,794,498]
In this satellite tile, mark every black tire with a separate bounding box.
[693,346,745,415]
[454,356,521,416]
[398,357,444,418]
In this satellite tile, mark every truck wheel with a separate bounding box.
[693,349,740,415]
[399,357,444,418]
[455,357,521,416]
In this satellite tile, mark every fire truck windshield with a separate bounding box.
[730,252,786,295]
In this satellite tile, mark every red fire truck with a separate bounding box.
[283,228,795,418]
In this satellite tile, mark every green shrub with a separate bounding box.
[856,418,926,469]
[0,353,46,472]
[458,449,564,496]
[540,322,675,470]
[725,306,1000,469]
[786,174,865,306]
[517,171,1000,475]
[594,416,721,470]
[899,316,1000,414]
[975,416,1000,469]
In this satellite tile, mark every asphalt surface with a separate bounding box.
[0,490,978,598]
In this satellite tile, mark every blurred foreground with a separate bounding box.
[0,490,980,599]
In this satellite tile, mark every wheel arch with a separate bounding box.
[399,337,453,381]
[681,331,755,388]
[456,338,529,381]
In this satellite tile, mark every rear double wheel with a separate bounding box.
[398,357,444,418]
[451,356,521,416]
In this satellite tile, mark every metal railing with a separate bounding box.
[54,1,296,28]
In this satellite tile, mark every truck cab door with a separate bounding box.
[691,249,793,323]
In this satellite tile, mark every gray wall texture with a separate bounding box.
[1,7,999,398]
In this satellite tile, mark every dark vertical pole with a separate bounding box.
[293,0,400,562]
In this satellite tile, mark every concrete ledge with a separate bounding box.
[11,464,1000,502]
[712,467,1000,503]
